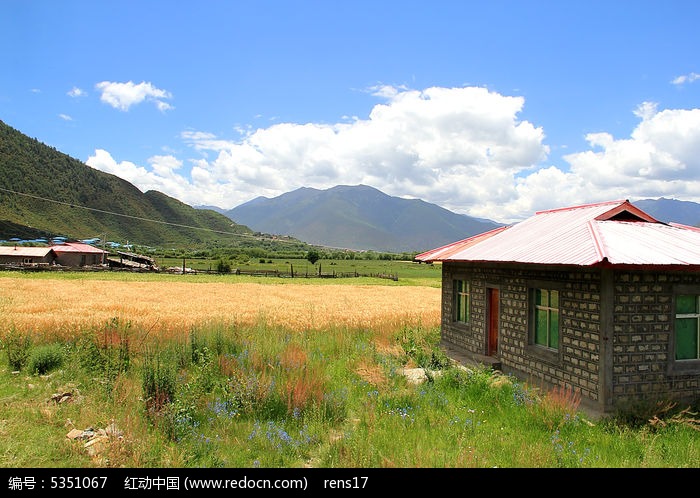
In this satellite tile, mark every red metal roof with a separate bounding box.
[0,246,55,257]
[414,226,509,261]
[416,199,700,267]
[50,242,108,254]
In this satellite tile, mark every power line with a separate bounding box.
[0,185,300,245]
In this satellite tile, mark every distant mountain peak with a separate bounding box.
[225,184,504,252]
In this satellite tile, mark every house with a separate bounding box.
[51,242,108,267]
[0,245,56,266]
[415,199,700,416]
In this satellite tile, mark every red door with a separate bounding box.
[487,288,499,356]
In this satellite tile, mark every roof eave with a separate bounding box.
[440,259,700,272]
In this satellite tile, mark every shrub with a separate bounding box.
[609,397,697,429]
[190,332,211,366]
[4,330,32,371]
[77,319,131,379]
[216,259,231,274]
[398,326,450,370]
[142,353,176,415]
[27,343,64,375]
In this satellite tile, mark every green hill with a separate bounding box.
[0,119,253,247]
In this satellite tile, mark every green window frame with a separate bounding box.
[454,280,470,323]
[675,294,700,360]
[533,288,559,350]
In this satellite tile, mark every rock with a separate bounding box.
[66,429,85,440]
[84,435,110,457]
[400,367,428,384]
[66,421,124,457]
[50,392,73,404]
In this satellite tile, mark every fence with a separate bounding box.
[164,267,399,281]
[0,263,399,281]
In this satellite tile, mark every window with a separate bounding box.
[533,288,559,350]
[675,295,700,360]
[454,280,470,323]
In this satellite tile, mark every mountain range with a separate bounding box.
[217,188,700,253]
[632,198,700,227]
[223,185,504,252]
[2,118,700,254]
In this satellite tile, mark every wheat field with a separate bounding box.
[0,276,441,339]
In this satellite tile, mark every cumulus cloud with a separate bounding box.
[95,80,173,112]
[562,106,700,203]
[86,149,198,205]
[58,114,72,121]
[174,86,549,218]
[86,85,700,224]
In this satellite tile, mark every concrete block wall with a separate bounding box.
[612,271,700,407]
[441,263,602,404]
[441,263,700,411]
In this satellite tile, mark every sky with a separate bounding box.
[2,0,700,224]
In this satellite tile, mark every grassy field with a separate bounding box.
[156,256,443,282]
[0,270,699,469]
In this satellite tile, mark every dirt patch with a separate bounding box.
[355,360,387,387]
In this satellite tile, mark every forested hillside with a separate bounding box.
[0,119,254,248]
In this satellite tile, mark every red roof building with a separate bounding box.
[51,242,108,267]
[0,246,56,266]
[417,199,700,416]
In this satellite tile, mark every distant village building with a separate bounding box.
[51,242,108,267]
[0,241,108,268]
[416,199,700,416]
[0,246,56,266]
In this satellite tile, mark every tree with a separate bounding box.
[216,258,231,274]
[306,249,320,265]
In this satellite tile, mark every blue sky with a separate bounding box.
[2,0,700,223]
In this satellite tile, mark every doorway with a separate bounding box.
[487,287,499,357]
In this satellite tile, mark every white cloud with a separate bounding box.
[633,101,657,120]
[86,85,700,224]
[671,72,700,86]
[86,149,197,205]
[95,80,173,112]
[176,86,549,218]
[562,106,700,203]
[58,114,72,121]
[67,87,85,98]
[367,83,409,99]
[155,100,174,112]
[181,131,236,153]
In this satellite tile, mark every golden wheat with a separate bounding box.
[0,277,440,339]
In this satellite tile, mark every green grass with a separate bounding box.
[1,319,699,468]
[0,258,443,288]
[157,257,442,282]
